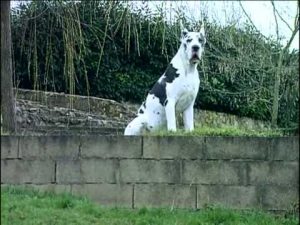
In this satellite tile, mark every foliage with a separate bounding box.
[2,186,298,225]
[10,0,299,129]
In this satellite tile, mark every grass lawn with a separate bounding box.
[1,186,298,225]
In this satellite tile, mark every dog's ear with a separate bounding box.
[181,28,188,38]
[199,26,205,36]
[179,20,188,38]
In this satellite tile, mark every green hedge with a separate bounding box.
[11,1,299,128]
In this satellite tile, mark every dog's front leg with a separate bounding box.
[183,102,194,131]
[165,98,176,131]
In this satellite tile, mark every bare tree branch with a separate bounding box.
[271,1,280,41]
[294,0,299,29]
[238,1,268,40]
[271,0,293,32]
[281,1,299,51]
[284,25,299,51]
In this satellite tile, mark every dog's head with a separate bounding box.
[180,27,206,64]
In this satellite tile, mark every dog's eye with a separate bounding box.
[199,38,204,43]
[186,39,192,43]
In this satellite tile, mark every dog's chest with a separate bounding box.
[174,71,199,112]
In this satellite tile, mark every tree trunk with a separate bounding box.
[271,29,298,128]
[1,0,16,133]
[271,52,283,128]
[270,0,299,128]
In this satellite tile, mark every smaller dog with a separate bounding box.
[124,26,206,135]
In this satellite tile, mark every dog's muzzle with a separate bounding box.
[190,45,201,63]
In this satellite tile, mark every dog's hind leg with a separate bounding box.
[124,115,147,136]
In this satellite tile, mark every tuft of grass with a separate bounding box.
[148,125,286,137]
[1,185,298,225]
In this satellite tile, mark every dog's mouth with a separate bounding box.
[190,53,200,63]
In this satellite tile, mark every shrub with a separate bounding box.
[11,0,299,128]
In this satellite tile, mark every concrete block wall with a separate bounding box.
[1,135,299,212]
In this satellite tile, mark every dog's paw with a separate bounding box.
[167,128,177,133]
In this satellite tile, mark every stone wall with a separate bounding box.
[1,135,298,212]
[14,88,135,135]
[15,99,125,135]
[14,88,134,119]
[14,88,271,130]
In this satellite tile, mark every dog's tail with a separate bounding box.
[124,115,148,136]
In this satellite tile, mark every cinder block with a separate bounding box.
[182,160,246,185]
[1,159,55,184]
[268,137,299,161]
[197,185,259,209]
[56,159,119,184]
[81,136,142,158]
[134,184,196,208]
[143,136,205,159]
[205,137,269,160]
[1,136,19,159]
[81,159,118,183]
[19,136,80,160]
[120,159,181,184]
[259,185,299,210]
[56,160,82,184]
[72,183,133,207]
[248,161,299,186]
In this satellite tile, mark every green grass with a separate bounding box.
[148,125,288,137]
[1,186,298,225]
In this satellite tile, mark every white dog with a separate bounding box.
[124,26,206,135]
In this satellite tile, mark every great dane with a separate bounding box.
[124,26,206,135]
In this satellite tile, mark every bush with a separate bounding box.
[11,0,299,128]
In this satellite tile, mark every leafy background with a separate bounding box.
[11,0,299,129]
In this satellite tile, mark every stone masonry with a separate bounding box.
[14,88,271,136]
[1,135,298,212]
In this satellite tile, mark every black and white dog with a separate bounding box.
[124,26,206,135]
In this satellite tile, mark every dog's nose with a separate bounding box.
[192,45,200,52]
